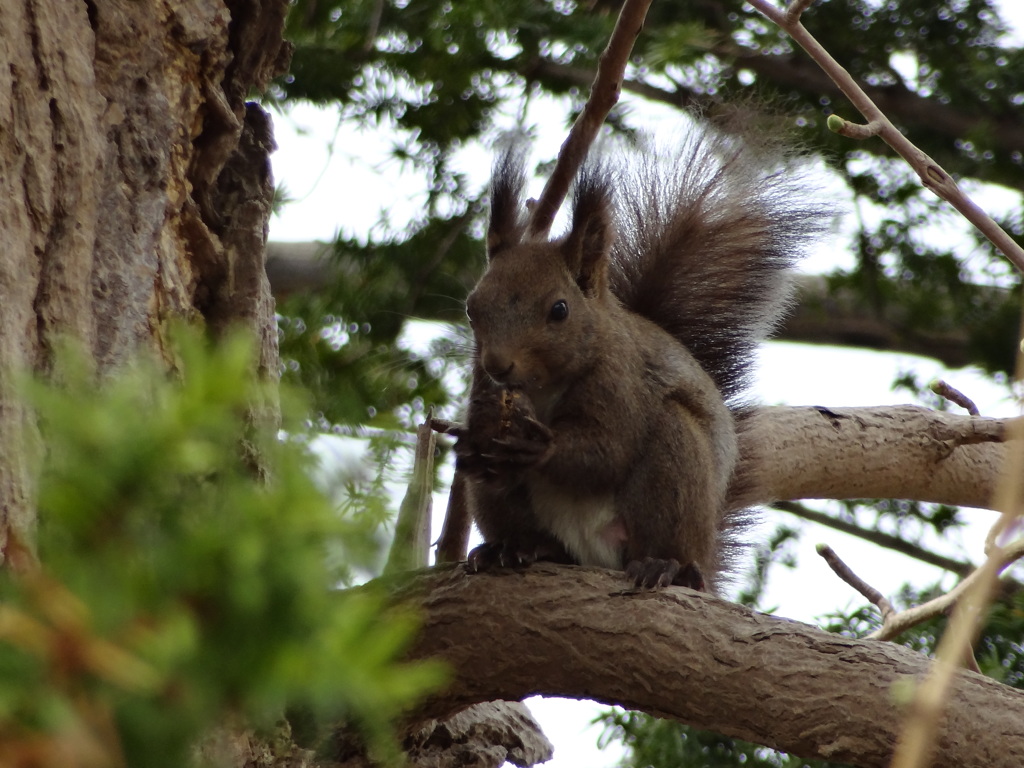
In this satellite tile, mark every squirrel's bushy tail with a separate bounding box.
[607,122,831,402]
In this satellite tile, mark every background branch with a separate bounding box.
[746,0,1024,273]
[773,501,973,577]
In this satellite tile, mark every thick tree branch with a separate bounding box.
[397,564,1024,768]
[735,405,1015,512]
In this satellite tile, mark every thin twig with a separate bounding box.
[867,535,1024,642]
[747,0,1024,275]
[930,380,980,416]
[526,0,654,239]
[435,471,471,564]
[784,0,816,24]
[816,544,895,623]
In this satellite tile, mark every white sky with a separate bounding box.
[270,5,1024,765]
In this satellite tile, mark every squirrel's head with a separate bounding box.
[466,154,615,396]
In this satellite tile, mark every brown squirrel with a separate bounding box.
[452,123,827,592]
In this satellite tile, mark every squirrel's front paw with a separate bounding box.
[626,558,706,591]
[456,386,554,477]
[485,425,553,468]
[455,422,553,478]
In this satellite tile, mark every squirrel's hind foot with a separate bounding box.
[626,558,706,591]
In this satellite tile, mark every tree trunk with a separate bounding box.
[0,0,289,565]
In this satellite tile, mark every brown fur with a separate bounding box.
[456,122,828,592]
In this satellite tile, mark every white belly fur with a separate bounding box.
[529,477,623,569]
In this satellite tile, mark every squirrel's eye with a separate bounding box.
[548,300,569,322]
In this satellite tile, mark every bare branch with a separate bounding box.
[930,380,980,417]
[526,0,653,239]
[736,406,1016,513]
[784,0,816,24]
[816,543,896,622]
[775,501,974,577]
[746,0,1024,274]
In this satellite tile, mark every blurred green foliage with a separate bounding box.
[0,329,443,767]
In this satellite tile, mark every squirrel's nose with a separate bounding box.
[482,353,514,383]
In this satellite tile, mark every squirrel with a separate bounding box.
[452,121,827,592]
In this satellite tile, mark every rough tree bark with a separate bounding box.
[0,0,288,565]
[398,564,1024,768]
[735,405,1013,511]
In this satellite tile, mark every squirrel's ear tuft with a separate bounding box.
[563,166,614,295]
[487,147,528,258]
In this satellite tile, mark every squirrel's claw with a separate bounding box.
[491,435,551,457]
[626,558,706,592]
[467,540,536,572]
[430,417,464,438]
[467,535,575,573]
[520,416,553,440]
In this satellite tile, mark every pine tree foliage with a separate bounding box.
[271,0,1023,429]
[0,329,443,767]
